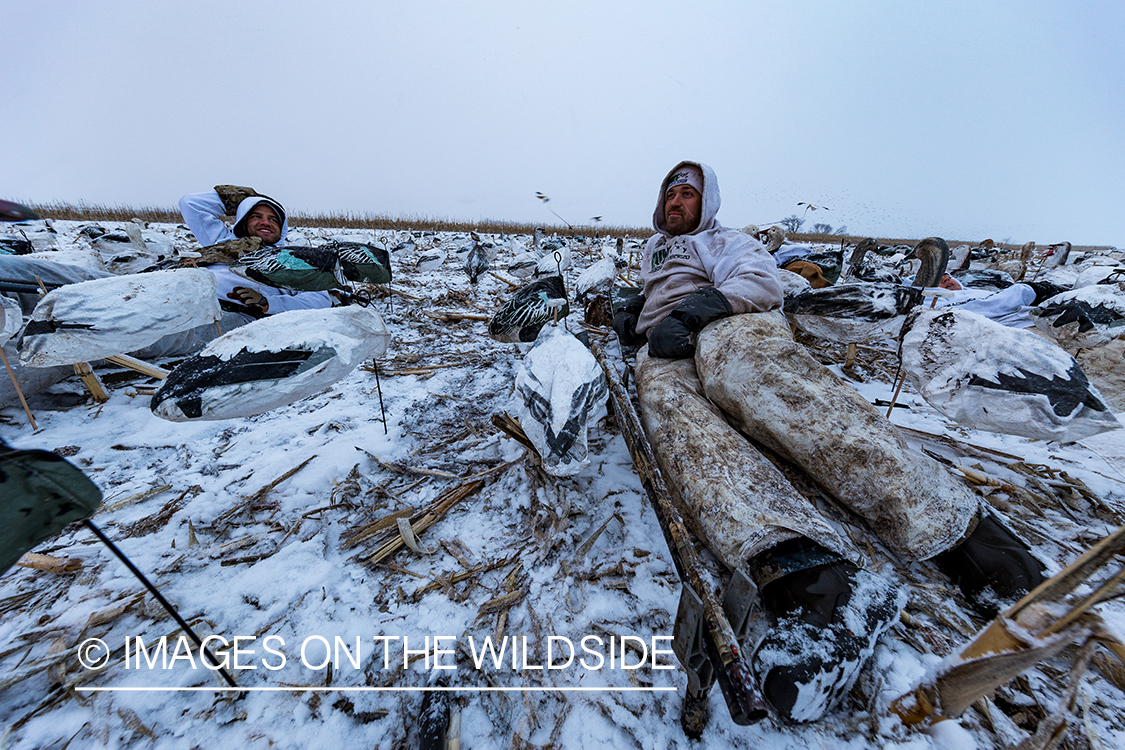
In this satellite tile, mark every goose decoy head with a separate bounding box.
[910,237,951,288]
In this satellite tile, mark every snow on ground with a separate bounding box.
[2,220,1124,749]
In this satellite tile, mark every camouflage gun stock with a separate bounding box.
[589,340,768,735]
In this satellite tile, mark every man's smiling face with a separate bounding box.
[245,204,282,245]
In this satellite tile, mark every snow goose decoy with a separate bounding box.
[508,250,542,279]
[1029,280,1125,353]
[993,241,1035,281]
[0,295,21,343]
[533,241,572,279]
[1030,242,1080,289]
[464,241,489,285]
[842,238,904,284]
[416,246,447,273]
[953,269,1016,290]
[573,250,617,304]
[151,305,390,421]
[488,275,569,343]
[948,243,973,273]
[18,269,221,367]
[514,324,608,477]
[899,305,1121,441]
[783,237,949,347]
[1073,264,1125,289]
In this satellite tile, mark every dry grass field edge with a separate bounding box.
[19,200,1023,248]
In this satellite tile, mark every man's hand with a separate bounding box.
[612,293,647,347]
[648,287,732,359]
[228,287,269,313]
[214,185,259,216]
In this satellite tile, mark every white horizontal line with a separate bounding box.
[77,686,675,693]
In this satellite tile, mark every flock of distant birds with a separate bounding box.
[2,194,1122,449]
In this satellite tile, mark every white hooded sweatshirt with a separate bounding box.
[637,162,784,335]
[178,190,332,315]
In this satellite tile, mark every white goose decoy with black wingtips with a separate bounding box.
[514,325,608,477]
[1030,281,1125,353]
[900,305,1121,441]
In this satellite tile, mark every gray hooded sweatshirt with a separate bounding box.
[637,161,783,335]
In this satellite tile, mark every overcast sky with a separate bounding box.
[6,1,1123,246]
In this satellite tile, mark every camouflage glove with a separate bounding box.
[214,185,259,216]
[647,287,733,359]
[193,236,264,266]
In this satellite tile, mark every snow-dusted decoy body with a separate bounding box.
[489,275,570,343]
[1030,282,1125,352]
[514,325,608,477]
[843,238,902,284]
[19,269,221,367]
[1029,242,1080,288]
[151,305,390,421]
[1073,265,1125,289]
[1,295,21,344]
[785,283,924,343]
[533,243,571,278]
[900,306,1121,441]
[508,250,541,279]
[416,248,447,273]
[464,243,489,285]
[573,256,616,304]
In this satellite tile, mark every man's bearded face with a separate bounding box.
[665,185,702,236]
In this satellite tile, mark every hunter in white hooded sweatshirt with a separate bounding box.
[178,188,333,317]
[613,161,1046,725]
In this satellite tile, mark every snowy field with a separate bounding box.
[2,219,1124,749]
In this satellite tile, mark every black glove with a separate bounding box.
[647,287,733,359]
[1023,280,1067,306]
[612,293,647,347]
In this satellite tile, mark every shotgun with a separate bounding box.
[588,339,768,734]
